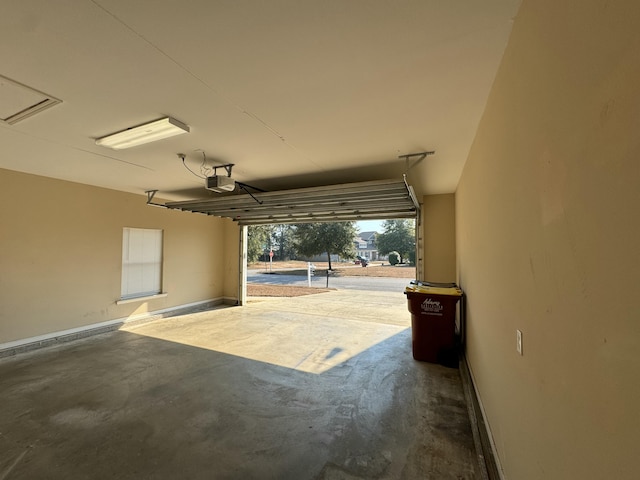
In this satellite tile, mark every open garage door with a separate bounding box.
[164,178,419,225]
[163,177,420,305]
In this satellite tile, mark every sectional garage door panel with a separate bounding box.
[164,179,419,225]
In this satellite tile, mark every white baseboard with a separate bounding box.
[466,359,506,480]
[222,296,239,305]
[0,297,229,357]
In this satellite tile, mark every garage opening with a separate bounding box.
[162,178,422,302]
[246,219,417,297]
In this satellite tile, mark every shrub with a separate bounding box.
[388,251,400,265]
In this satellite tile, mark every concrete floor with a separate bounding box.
[0,290,481,479]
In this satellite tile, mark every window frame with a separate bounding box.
[119,227,164,302]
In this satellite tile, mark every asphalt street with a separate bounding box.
[247,269,412,292]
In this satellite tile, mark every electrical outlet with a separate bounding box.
[516,330,523,355]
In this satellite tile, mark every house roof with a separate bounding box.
[359,231,378,241]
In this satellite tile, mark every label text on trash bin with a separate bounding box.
[421,298,443,315]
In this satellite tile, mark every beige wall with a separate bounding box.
[0,169,236,345]
[223,222,241,301]
[422,193,456,282]
[456,1,640,478]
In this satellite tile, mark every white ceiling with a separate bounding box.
[0,0,521,201]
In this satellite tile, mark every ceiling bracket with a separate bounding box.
[399,151,435,172]
[145,190,167,208]
[214,163,234,177]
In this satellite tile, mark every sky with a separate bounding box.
[356,220,384,233]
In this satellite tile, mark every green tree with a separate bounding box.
[294,222,357,270]
[273,224,297,261]
[376,219,415,264]
[247,225,272,263]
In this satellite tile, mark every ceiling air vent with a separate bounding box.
[0,75,61,125]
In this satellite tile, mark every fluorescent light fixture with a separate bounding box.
[206,175,236,193]
[95,117,189,149]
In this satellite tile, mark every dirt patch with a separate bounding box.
[247,284,335,297]
[328,265,415,278]
[251,261,415,279]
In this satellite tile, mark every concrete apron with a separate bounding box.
[0,290,480,480]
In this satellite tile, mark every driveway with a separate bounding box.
[247,269,411,292]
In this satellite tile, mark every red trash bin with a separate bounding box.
[404,283,463,365]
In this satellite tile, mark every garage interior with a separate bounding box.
[1,291,480,479]
[1,1,639,479]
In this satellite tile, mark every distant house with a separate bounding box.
[354,231,380,260]
[302,231,380,263]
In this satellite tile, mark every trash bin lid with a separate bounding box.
[405,284,463,296]
[410,280,458,288]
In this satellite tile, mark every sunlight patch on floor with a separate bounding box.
[122,292,410,374]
